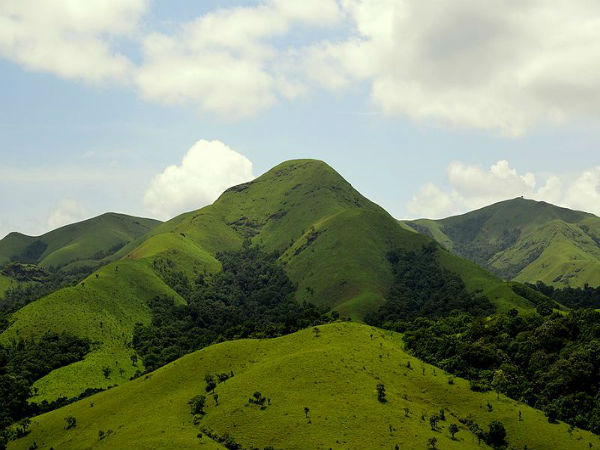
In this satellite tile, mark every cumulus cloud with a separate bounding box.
[407,161,600,219]
[143,140,254,220]
[135,0,341,117]
[0,0,147,83]
[47,198,89,230]
[297,0,600,135]
[4,1,600,130]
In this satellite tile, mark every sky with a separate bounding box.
[1,0,600,238]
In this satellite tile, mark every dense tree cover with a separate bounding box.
[528,281,600,309]
[0,333,90,446]
[365,244,494,325]
[389,309,600,433]
[133,244,334,371]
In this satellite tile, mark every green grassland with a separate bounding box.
[10,322,599,450]
[1,160,534,402]
[0,213,161,271]
[405,197,600,288]
[0,258,183,402]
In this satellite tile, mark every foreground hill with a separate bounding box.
[10,322,598,450]
[0,213,161,272]
[1,160,533,402]
[405,198,600,288]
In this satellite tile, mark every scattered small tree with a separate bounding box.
[427,437,438,449]
[205,374,217,393]
[492,370,508,400]
[485,421,507,448]
[188,395,206,415]
[429,415,439,431]
[304,407,310,418]
[64,416,77,430]
[102,366,112,379]
[404,407,410,417]
[377,383,387,403]
[213,394,219,406]
[449,423,459,440]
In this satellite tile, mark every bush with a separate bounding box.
[188,395,206,415]
[485,421,507,448]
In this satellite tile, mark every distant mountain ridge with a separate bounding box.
[0,212,161,272]
[404,197,600,287]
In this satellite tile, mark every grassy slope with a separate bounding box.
[0,213,161,270]
[0,259,184,401]
[10,322,599,450]
[406,198,600,288]
[1,160,533,402]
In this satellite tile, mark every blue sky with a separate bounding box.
[1,0,599,237]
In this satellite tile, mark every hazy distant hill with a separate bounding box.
[405,197,600,288]
[0,213,161,272]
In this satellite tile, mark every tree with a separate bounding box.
[205,374,217,393]
[304,407,310,418]
[427,437,437,449]
[449,423,459,440]
[492,370,508,400]
[102,366,111,379]
[64,416,77,430]
[213,394,219,406]
[429,415,439,431]
[486,421,507,448]
[377,383,387,403]
[188,395,206,415]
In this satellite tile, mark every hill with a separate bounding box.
[405,198,600,288]
[0,160,533,402]
[0,213,161,272]
[9,322,599,450]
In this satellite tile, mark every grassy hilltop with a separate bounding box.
[0,213,161,272]
[1,160,533,402]
[10,322,599,450]
[405,197,600,288]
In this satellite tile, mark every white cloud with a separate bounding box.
[134,0,341,117]
[407,161,600,219]
[0,0,147,83]
[48,198,89,230]
[143,140,254,220]
[299,0,600,135]
[4,1,600,131]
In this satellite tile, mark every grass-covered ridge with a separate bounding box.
[405,197,600,288]
[1,160,533,402]
[0,213,161,272]
[10,322,599,450]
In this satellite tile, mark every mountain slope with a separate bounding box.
[0,213,161,272]
[10,322,599,450]
[405,197,600,287]
[1,160,533,402]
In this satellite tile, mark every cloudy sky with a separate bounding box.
[1,0,600,238]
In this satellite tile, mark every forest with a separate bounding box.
[133,244,335,371]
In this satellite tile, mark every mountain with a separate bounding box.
[0,213,161,272]
[9,322,598,450]
[0,160,533,403]
[404,197,600,288]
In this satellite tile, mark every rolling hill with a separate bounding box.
[9,322,599,450]
[404,197,600,288]
[0,160,534,403]
[0,213,161,272]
